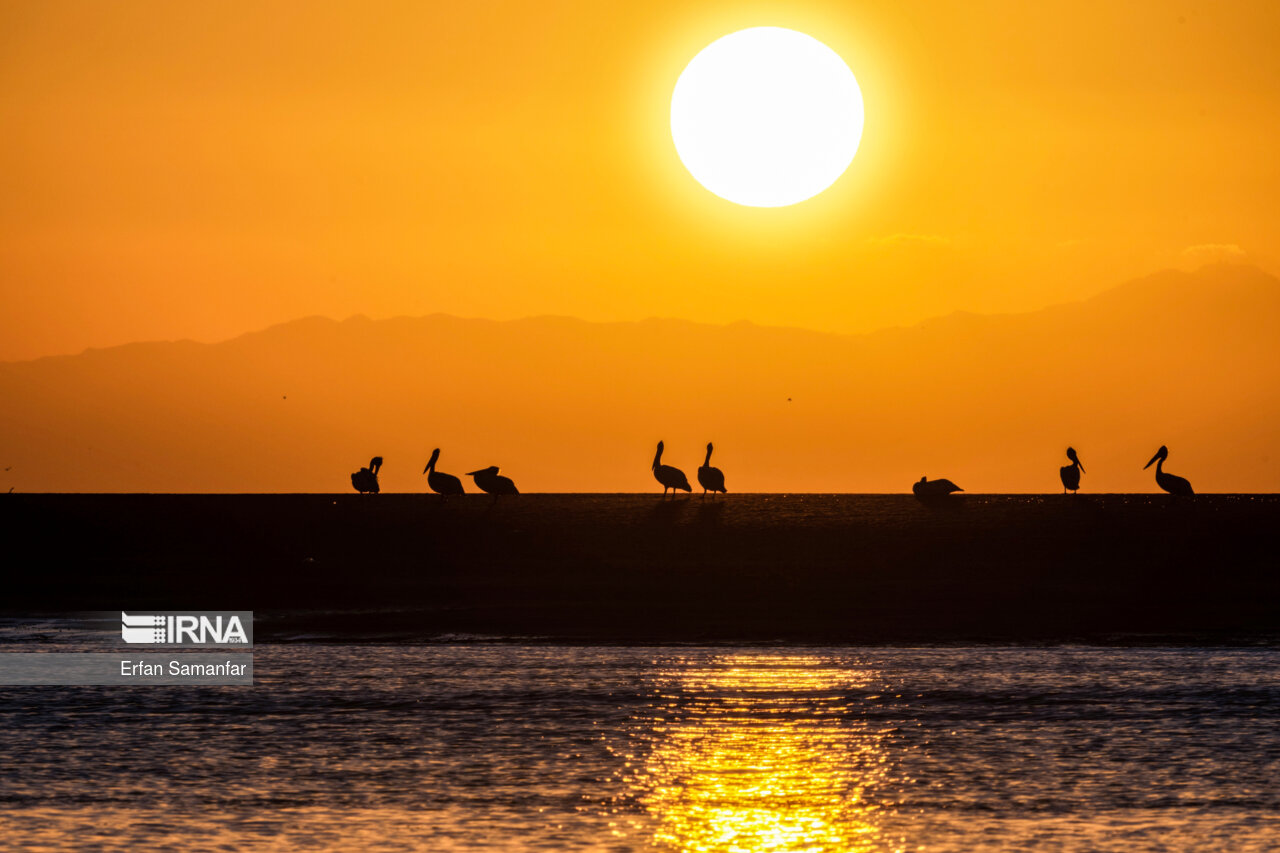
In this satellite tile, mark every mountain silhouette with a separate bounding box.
[1,264,1276,493]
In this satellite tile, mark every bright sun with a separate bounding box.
[671,27,864,208]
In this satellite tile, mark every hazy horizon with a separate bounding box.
[3,259,1264,364]
[4,263,1277,494]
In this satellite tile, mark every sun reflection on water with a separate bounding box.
[616,654,898,853]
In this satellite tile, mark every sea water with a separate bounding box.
[0,643,1276,851]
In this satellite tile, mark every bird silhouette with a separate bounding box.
[1144,445,1194,496]
[351,456,382,494]
[467,466,519,495]
[423,448,464,495]
[652,441,692,497]
[1060,447,1085,493]
[913,476,963,499]
[697,442,726,496]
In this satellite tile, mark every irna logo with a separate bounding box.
[121,612,251,646]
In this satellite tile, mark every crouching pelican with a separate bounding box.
[1144,445,1194,496]
[913,476,962,500]
[423,448,464,495]
[467,466,519,495]
[652,441,692,497]
[1060,447,1085,493]
[351,456,382,494]
[697,442,726,496]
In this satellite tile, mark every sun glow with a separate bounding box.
[670,27,865,208]
[619,655,892,852]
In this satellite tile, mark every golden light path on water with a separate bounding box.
[613,654,899,853]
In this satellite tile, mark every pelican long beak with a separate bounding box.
[467,469,486,476]
[422,465,429,474]
[1078,459,1085,474]
[1143,452,1160,469]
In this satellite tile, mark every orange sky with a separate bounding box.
[1,0,1278,362]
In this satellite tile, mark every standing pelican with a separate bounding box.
[697,442,726,496]
[652,441,692,496]
[351,456,382,494]
[1059,447,1085,493]
[423,448,464,495]
[1144,445,1194,496]
[467,466,519,495]
[913,476,962,499]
